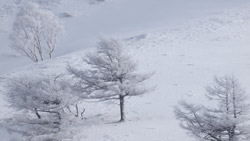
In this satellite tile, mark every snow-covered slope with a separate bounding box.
[1,0,250,74]
[1,0,250,140]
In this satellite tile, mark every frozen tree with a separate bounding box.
[5,74,73,120]
[42,11,63,59]
[3,74,84,140]
[175,76,250,141]
[9,3,63,62]
[175,101,224,141]
[68,37,152,122]
[205,76,250,141]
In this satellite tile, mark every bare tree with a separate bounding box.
[175,76,250,141]
[9,3,63,62]
[68,37,152,122]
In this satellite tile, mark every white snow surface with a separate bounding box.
[1,0,250,140]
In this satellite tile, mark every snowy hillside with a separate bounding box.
[1,0,250,141]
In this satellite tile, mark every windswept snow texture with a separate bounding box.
[1,0,250,141]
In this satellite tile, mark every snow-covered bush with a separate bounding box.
[3,74,81,140]
[68,37,153,122]
[3,73,87,140]
[9,3,63,62]
[175,75,250,141]
[5,74,73,120]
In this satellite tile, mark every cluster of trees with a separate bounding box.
[3,2,250,141]
[3,2,152,140]
[175,76,250,141]
[4,37,152,140]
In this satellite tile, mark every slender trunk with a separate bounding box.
[38,48,43,61]
[49,52,52,59]
[226,93,229,114]
[35,33,43,61]
[33,47,38,63]
[232,83,237,118]
[35,108,41,119]
[119,95,125,122]
[34,56,38,62]
[75,104,79,117]
[229,81,236,141]
[81,108,85,119]
[225,79,229,114]
[229,128,235,141]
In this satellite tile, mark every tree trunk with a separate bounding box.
[49,52,52,59]
[35,108,41,119]
[38,48,43,61]
[33,47,39,63]
[119,95,125,122]
[75,104,79,117]
[228,126,235,141]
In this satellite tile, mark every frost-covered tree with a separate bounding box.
[42,11,63,59]
[175,76,250,141]
[5,74,73,120]
[3,74,83,140]
[68,37,152,122]
[9,3,63,62]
